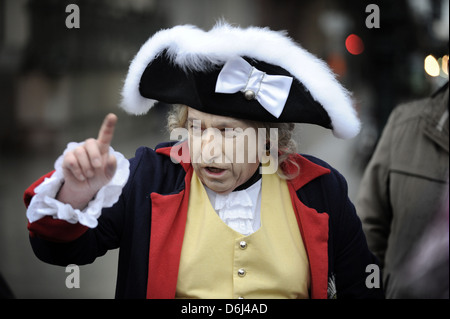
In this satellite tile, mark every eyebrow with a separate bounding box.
[187,117,243,128]
[187,117,199,123]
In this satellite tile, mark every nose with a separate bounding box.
[201,128,223,163]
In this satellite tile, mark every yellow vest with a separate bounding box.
[175,171,310,299]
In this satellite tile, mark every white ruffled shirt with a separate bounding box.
[26,142,262,235]
[205,180,262,236]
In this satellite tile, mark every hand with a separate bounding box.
[57,113,118,209]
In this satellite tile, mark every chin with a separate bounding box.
[211,188,233,195]
[203,179,233,194]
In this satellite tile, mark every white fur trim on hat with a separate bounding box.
[120,22,360,139]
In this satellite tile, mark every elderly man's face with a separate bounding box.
[187,107,262,194]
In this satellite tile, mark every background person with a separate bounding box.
[356,83,449,298]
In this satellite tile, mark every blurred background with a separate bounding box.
[0,0,448,298]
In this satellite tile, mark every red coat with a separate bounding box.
[24,142,383,299]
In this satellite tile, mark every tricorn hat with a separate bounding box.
[121,22,360,139]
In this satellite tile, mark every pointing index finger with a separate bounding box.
[97,113,118,153]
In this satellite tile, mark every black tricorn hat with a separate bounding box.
[121,22,360,139]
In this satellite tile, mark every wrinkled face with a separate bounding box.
[187,107,262,195]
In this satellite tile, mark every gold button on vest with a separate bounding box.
[175,171,310,299]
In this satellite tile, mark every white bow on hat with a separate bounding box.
[215,57,293,118]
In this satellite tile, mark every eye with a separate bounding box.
[188,119,203,131]
[189,124,201,130]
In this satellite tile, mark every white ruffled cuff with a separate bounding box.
[26,142,130,228]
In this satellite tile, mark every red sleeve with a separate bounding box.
[24,171,88,243]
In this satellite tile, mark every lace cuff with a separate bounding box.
[26,142,130,228]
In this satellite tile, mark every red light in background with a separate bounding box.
[345,34,364,55]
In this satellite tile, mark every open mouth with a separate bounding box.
[204,166,226,175]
